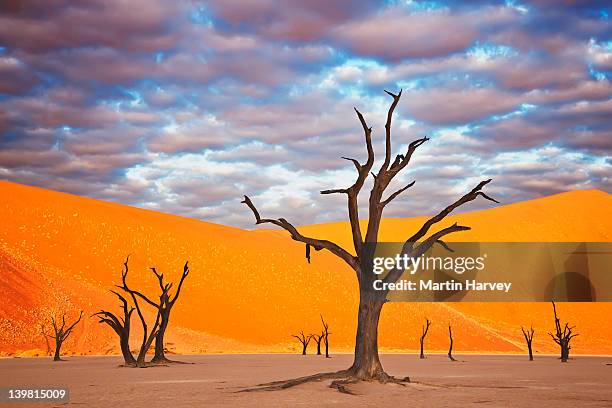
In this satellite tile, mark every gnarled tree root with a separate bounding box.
[150,357,193,365]
[239,369,410,394]
[119,361,169,368]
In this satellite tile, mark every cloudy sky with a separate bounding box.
[0,0,610,227]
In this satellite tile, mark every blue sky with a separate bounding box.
[0,0,610,226]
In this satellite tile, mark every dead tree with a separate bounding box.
[321,315,331,358]
[448,324,457,362]
[118,257,169,366]
[127,262,190,363]
[43,311,83,361]
[292,331,313,355]
[95,257,167,367]
[548,301,578,362]
[93,290,137,366]
[242,89,497,388]
[313,332,324,355]
[419,318,431,359]
[521,325,535,361]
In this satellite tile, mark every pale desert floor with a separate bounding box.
[1,354,611,407]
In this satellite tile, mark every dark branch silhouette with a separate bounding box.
[94,256,168,367]
[128,261,190,363]
[448,324,457,362]
[42,310,83,361]
[548,301,578,362]
[93,290,136,366]
[313,332,324,355]
[321,315,331,358]
[419,318,431,359]
[241,89,496,390]
[521,325,535,361]
[292,331,313,355]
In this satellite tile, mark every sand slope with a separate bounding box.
[0,181,611,356]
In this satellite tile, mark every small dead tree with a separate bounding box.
[93,290,136,366]
[117,257,168,366]
[313,332,324,355]
[419,318,431,359]
[95,257,168,367]
[43,311,83,361]
[321,315,331,358]
[128,262,190,363]
[292,331,313,355]
[548,301,578,362]
[521,325,535,361]
[448,324,457,362]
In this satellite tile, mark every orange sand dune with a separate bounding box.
[0,181,611,357]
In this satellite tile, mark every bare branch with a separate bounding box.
[434,239,455,253]
[150,267,165,291]
[379,89,402,174]
[382,223,470,285]
[63,311,83,338]
[390,137,430,176]
[406,179,497,246]
[341,156,361,171]
[415,223,471,256]
[170,261,189,305]
[321,188,348,195]
[242,195,357,269]
[381,181,415,207]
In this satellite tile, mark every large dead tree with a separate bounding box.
[43,311,83,361]
[242,90,496,388]
[548,301,578,362]
[93,290,137,366]
[292,331,313,355]
[447,324,457,362]
[419,318,431,359]
[128,262,189,363]
[521,325,535,361]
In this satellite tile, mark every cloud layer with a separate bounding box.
[0,0,610,227]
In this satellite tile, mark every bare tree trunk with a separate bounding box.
[120,332,136,365]
[420,318,431,359]
[152,312,169,363]
[561,341,570,362]
[94,289,136,366]
[313,333,323,355]
[321,315,331,359]
[521,325,534,361]
[528,343,534,361]
[448,324,457,362]
[348,295,386,380]
[53,342,62,361]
